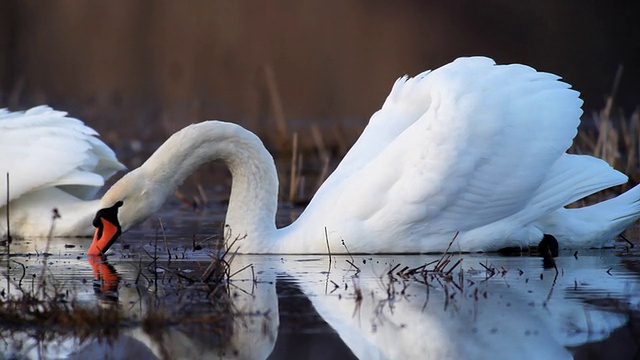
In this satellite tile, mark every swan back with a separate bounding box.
[0,106,125,206]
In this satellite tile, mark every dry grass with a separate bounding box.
[0,289,126,341]
[574,107,640,185]
[571,66,640,186]
[0,235,246,352]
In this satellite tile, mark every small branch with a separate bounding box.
[346,259,360,273]
[341,239,354,264]
[5,172,11,246]
[158,217,171,259]
[324,227,332,267]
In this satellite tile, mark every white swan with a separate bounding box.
[2,57,638,254]
[0,105,125,238]
[87,57,640,255]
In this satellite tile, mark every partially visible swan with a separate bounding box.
[0,106,125,238]
[86,57,640,255]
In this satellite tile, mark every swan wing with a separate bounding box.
[317,69,434,189]
[0,106,125,206]
[304,57,584,250]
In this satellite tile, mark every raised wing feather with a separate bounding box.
[315,69,435,194]
[302,57,584,246]
[0,106,125,206]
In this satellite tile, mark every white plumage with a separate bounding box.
[0,106,125,237]
[274,57,636,252]
[2,57,639,254]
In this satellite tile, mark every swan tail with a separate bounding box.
[506,153,630,248]
[575,183,640,233]
[537,184,640,248]
[526,154,627,215]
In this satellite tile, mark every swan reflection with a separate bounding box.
[72,255,280,359]
[0,250,280,359]
[280,251,639,359]
[1,247,639,359]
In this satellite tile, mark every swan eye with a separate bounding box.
[92,201,124,228]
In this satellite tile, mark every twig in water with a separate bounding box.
[46,208,60,239]
[220,233,246,261]
[421,273,431,312]
[346,259,360,273]
[351,277,363,318]
[153,228,159,293]
[135,257,143,285]
[330,280,340,291]
[142,248,159,268]
[445,258,463,276]
[620,234,635,248]
[435,256,452,272]
[397,266,409,276]
[341,239,355,264]
[324,227,332,266]
[323,227,333,294]
[435,232,459,271]
[37,208,60,295]
[404,262,431,276]
[227,262,254,280]
[478,261,496,279]
[8,259,27,293]
[387,263,401,275]
[158,217,171,259]
[543,270,559,307]
[5,173,11,246]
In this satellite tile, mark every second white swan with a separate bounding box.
[85,57,640,254]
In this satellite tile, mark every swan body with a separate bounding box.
[3,57,639,254]
[0,106,125,238]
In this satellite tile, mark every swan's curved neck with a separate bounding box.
[101,121,279,246]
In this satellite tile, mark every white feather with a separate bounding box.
[0,106,125,237]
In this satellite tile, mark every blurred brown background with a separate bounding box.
[0,1,639,153]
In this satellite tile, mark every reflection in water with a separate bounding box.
[279,252,639,360]
[1,242,280,359]
[1,237,640,359]
[89,255,119,304]
[74,255,280,360]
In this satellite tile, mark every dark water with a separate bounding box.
[1,203,640,359]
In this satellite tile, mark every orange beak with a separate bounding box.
[87,201,123,256]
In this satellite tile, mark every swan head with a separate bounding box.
[88,201,123,256]
[88,168,166,255]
